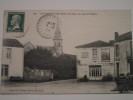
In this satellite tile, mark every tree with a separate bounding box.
[24,48,77,79]
[24,47,53,69]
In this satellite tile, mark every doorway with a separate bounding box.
[89,65,102,80]
[130,61,133,75]
[1,64,9,81]
[116,63,119,77]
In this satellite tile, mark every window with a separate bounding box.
[115,44,119,57]
[6,48,12,59]
[92,49,97,60]
[1,67,4,76]
[1,65,9,76]
[54,42,61,47]
[89,65,102,77]
[81,52,88,58]
[27,45,31,50]
[130,41,132,56]
[101,49,110,62]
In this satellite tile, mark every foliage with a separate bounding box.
[102,74,113,81]
[77,75,89,82]
[52,54,76,79]
[24,48,76,79]
[24,47,53,69]
[9,76,23,82]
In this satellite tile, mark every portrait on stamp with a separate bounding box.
[7,12,25,32]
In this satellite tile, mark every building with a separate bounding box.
[1,38,24,81]
[76,40,114,80]
[53,20,63,56]
[24,20,63,57]
[114,31,133,76]
[24,42,54,54]
[24,41,35,53]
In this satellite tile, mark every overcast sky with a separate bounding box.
[4,10,132,55]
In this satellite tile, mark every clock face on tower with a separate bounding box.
[37,14,58,39]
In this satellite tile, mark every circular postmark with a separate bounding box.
[37,14,58,39]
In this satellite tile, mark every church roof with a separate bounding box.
[24,41,34,47]
[36,45,54,50]
[3,38,23,48]
[115,31,132,42]
[76,40,113,48]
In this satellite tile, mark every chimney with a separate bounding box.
[109,40,114,45]
[115,32,119,40]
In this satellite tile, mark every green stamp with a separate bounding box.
[7,12,25,32]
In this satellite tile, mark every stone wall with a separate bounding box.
[23,67,53,82]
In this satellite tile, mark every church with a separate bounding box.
[24,20,63,57]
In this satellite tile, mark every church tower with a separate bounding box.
[53,18,63,56]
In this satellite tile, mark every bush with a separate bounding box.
[77,75,89,82]
[10,76,23,82]
[102,74,113,81]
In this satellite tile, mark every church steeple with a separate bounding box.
[53,18,63,56]
[54,18,62,40]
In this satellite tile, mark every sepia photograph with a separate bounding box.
[0,10,132,94]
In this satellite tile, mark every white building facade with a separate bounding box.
[114,32,133,76]
[1,38,24,81]
[76,40,114,80]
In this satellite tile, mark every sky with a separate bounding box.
[3,10,132,55]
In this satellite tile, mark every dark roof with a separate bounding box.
[115,31,132,42]
[3,38,23,48]
[76,40,113,48]
[24,41,34,47]
[62,54,76,59]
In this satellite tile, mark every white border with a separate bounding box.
[0,0,133,100]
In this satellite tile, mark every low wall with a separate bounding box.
[23,67,53,82]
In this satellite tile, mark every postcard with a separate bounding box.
[0,10,132,94]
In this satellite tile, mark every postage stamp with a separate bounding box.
[0,10,133,94]
[7,12,25,32]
